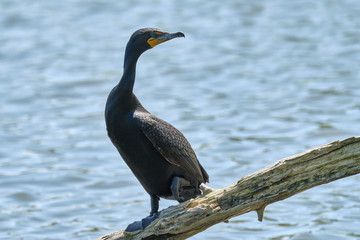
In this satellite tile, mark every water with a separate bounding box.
[1,0,360,239]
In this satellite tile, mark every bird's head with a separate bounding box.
[125,28,185,57]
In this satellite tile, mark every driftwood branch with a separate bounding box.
[98,136,360,240]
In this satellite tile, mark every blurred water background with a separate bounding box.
[1,0,360,239]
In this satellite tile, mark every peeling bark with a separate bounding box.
[98,137,360,240]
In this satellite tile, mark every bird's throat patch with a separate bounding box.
[147,37,165,48]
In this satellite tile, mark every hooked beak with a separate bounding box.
[147,31,185,48]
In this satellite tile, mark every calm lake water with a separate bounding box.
[1,0,360,239]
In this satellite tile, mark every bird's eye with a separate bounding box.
[150,32,157,38]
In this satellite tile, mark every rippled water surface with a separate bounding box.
[1,0,360,239]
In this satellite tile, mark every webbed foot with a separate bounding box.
[125,212,159,232]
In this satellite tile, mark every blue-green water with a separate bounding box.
[1,0,360,239]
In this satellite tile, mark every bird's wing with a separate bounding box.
[134,112,207,183]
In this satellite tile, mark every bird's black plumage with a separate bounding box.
[105,28,209,231]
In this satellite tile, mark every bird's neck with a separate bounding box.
[118,48,142,97]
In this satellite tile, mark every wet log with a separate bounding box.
[98,136,360,240]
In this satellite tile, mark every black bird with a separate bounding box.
[105,28,209,231]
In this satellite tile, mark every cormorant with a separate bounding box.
[105,28,209,231]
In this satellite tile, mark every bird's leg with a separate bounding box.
[170,176,181,202]
[170,176,192,203]
[125,195,160,232]
[150,195,159,215]
[138,195,159,230]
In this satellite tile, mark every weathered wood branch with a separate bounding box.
[98,136,360,240]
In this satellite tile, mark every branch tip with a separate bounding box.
[256,205,266,222]
[200,183,214,195]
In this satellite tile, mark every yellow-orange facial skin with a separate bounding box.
[147,37,166,48]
